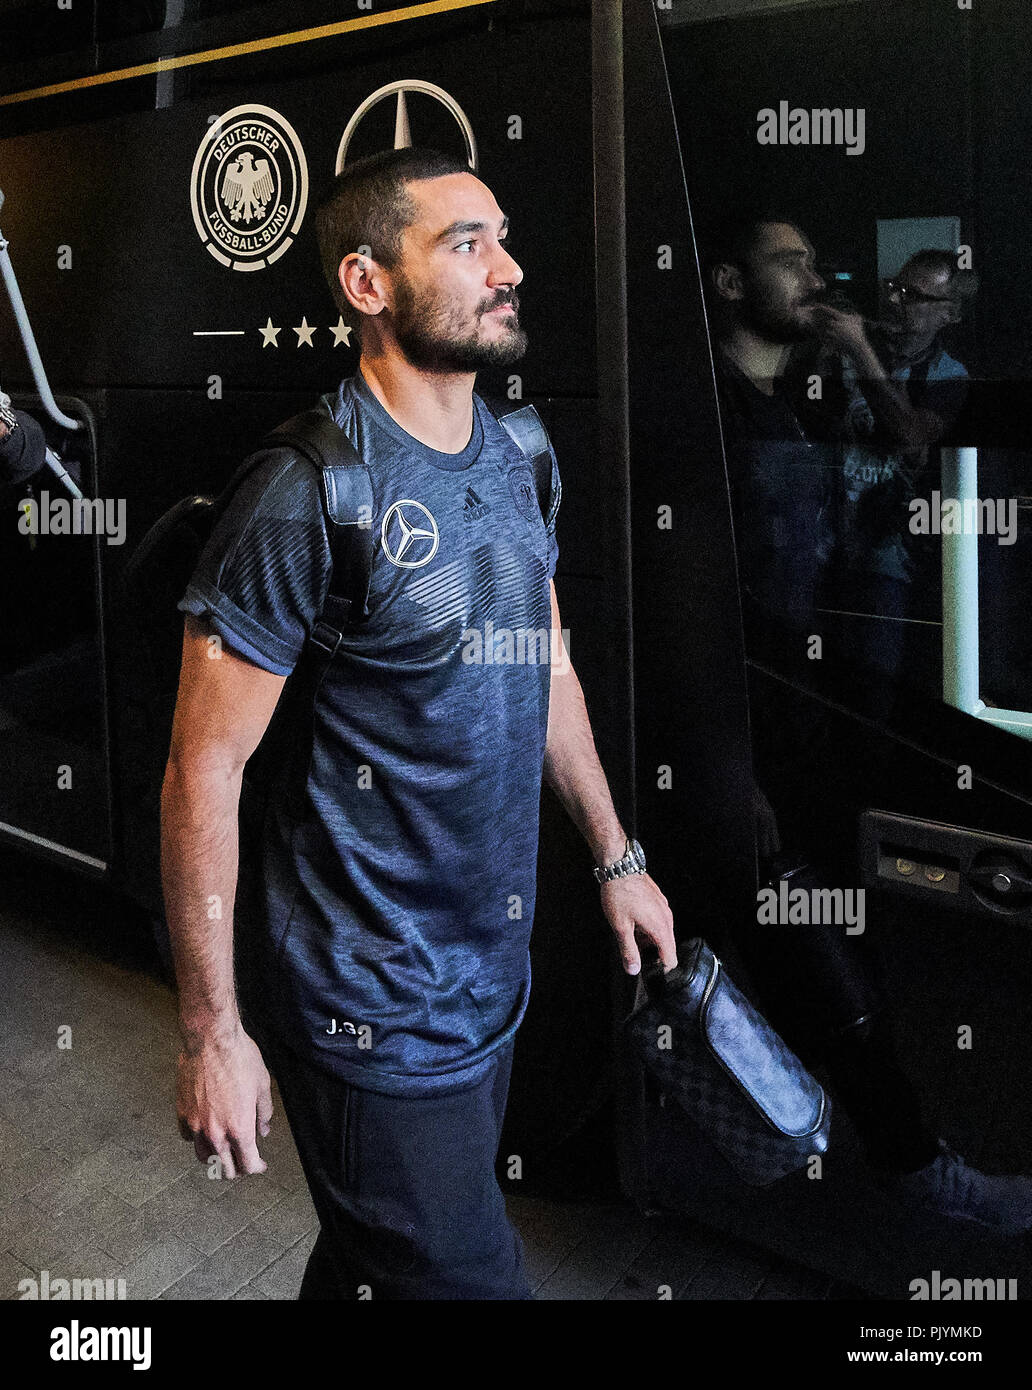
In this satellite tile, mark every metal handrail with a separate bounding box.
[0,186,82,433]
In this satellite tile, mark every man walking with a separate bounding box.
[161,147,676,1299]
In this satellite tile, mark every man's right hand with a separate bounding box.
[807,303,871,359]
[176,1024,274,1179]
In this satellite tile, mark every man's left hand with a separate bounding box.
[600,874,677,976]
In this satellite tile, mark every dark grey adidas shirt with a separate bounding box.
[179,369,560,1095]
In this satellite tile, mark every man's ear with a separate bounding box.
[339,252,391,319]
[712,261,745,302]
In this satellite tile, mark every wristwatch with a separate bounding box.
[594,837,647,885]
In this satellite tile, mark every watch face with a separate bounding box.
[631,839,646,871]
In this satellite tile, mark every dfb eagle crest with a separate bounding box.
[220,151,275,224]
[191,105,308,270]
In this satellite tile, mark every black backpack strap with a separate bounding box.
[261,407,374,654]
[252,405,374,821]
[483,398,560,527]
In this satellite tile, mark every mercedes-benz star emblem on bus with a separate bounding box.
[335,80,478,174]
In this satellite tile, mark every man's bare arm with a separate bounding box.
[543,582,676,974]
[810,306,948,448]
[160,613,287,1177]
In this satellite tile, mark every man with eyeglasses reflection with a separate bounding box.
[803,251,977,702]
[703,218,1032,1238]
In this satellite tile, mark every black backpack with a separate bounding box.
[121,389,558,865]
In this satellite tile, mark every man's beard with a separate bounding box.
[741,294,818,345]
[389,277,528,372]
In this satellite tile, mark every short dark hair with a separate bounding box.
[700,211,808,280]
[901,248,980,305]
[315,146,472,339]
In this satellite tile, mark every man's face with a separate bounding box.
[882,261,956,345]
[732,223,827,344]
[385,173,527,372]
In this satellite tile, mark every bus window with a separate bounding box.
[658,0,1031,742]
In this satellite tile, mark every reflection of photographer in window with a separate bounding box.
[705,221,1032,1235]
[806,252,978,692]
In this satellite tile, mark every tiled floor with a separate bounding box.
[0,850,854,1300]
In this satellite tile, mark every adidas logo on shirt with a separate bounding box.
[462,485,491,522]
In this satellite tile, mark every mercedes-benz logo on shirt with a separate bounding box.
[381,500,440,569]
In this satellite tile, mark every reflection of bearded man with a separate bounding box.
[738,268,825,345]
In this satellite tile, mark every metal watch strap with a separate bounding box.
[594,837,645,885]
